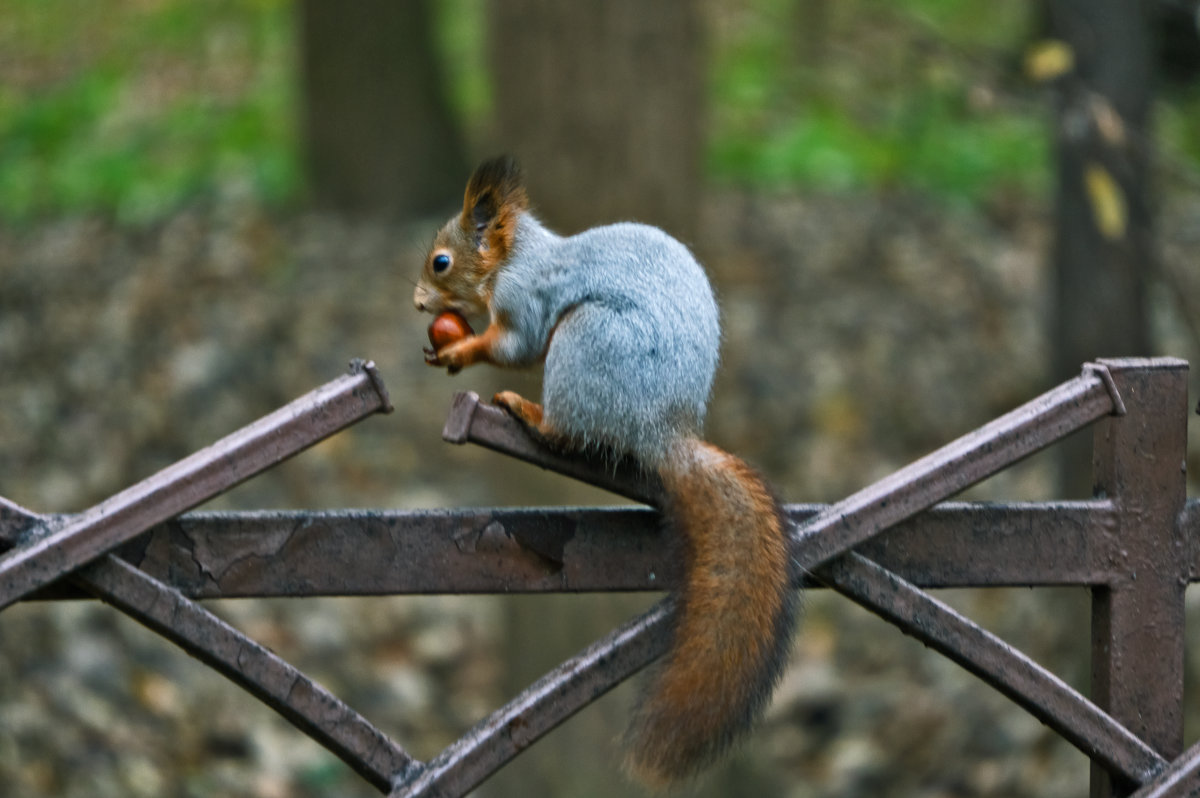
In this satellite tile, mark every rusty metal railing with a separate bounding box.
[0,357,1195,798]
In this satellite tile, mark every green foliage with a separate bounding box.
[1160,96,1200,169]
[894,0,1031,49]
[708,0,1049,201]
[433,0,491,134]
[0,0,299,224]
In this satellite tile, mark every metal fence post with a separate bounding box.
[1089,358,1190,798]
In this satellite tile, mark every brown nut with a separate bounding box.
[428,311,473,350]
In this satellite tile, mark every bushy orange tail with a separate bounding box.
[625,438,798,788]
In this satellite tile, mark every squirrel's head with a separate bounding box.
[414,155,529,317]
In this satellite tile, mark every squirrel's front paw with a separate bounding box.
[426,339,470,375]
[422,345,447,368]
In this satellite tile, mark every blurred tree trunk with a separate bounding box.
[487,0,706,240]
[298,0,465,216]
[1045,0,1155,498]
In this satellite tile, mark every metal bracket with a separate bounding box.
[1084,362,1128,416]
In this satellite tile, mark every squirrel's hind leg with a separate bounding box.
[492,391,562,447]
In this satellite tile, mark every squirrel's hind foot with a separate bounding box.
[491,391,565,450]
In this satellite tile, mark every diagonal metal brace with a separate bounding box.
[0,360,392,611]
[0,497,413,791]
[0,361,407,789]
[1129,738,1200,798]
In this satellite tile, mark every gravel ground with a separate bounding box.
[1,189,1198,798]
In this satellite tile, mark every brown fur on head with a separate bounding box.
[413,156,529,317]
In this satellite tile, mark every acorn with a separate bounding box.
[428,310,473,350]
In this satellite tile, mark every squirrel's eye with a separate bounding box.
[432,253,451,273]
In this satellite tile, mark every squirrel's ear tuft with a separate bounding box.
[462,156,528,262]
[465,155,525,216]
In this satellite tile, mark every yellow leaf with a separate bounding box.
[1084,164,1127,240]
[1025,40,1074,82]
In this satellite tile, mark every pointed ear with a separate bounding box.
[462,156,528,260]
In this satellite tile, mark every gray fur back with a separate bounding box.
[492,216,720,464]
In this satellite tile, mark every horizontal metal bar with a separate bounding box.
[9,500,1140,600]
[0,360,391,611]
[1185,500,1200,582]
[16,507,1163,785]
[445,369,1119,578]
[851,500,1120,587]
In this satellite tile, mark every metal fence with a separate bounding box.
[0,357,1195,798]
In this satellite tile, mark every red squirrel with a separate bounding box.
[414,156,797,787]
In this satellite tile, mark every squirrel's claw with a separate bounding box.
[425,344,464,375]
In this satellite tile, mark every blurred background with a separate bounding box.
[1,0,1199,796]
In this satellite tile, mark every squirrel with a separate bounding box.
[414,156,798,787]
